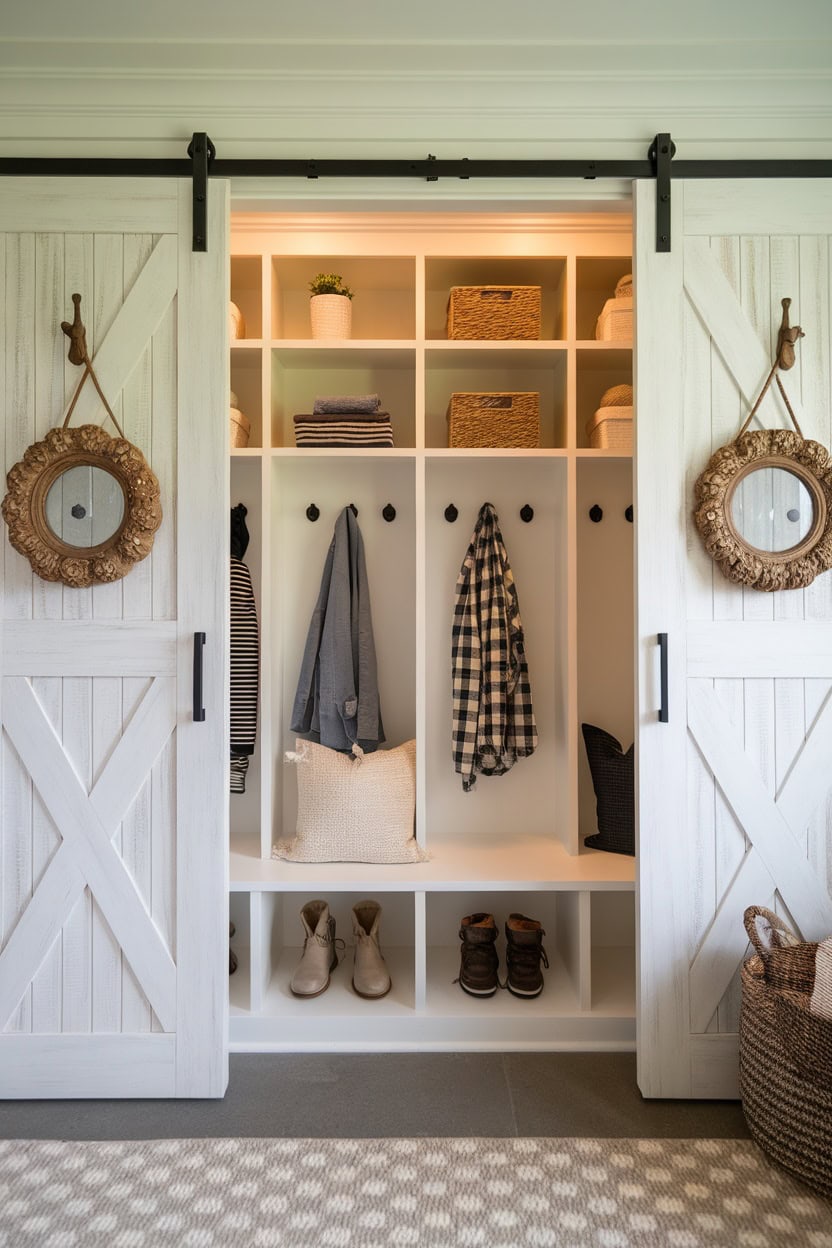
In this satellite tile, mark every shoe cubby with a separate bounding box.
[229,891,417,1048]
[590,891,636,1014]
[229,209,636,1052]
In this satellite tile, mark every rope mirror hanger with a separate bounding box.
[1,294,162,588]
[693,298,832,592]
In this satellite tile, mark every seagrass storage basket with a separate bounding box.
[447,286,541,340]
[447,392,540,449]
[739,905,832,1199]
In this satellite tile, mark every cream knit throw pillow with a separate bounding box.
[275,738,425,864]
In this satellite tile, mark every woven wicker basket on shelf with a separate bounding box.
[447,286,541,340]
[447,392,540,448]
[739,905,832,1199]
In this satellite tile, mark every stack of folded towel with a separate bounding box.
[293,394,394,448]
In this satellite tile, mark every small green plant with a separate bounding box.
[308,272,354,300]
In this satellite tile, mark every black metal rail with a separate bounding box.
[1,133,830,252]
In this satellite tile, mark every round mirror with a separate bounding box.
[1,424,162,587]
[44,463,126,549]
[730,465,814,553]
[694,431,832,592]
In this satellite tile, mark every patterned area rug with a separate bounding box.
[0,1136,830,1247]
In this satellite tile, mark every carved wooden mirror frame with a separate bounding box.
[2,423,162,588]
[1,294,162,589]
[694,297,832,592]
[694,428,832,591]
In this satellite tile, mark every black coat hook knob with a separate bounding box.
[382,503,396,522]
[589,504,603,523]
[520,504,534,523]
[306,503,320,522]
[349,503,358,517]
[625,505,633,523]
[444,504,458,522]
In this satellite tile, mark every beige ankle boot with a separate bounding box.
[351,900,391,999]
[290,900,338,997]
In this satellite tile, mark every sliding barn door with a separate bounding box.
[0,179,229,1097]
[635,179,832,1099]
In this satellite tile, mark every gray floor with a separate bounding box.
[1,1053,749,1140]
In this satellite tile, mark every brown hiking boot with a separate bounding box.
[505,914,549,998]
[456,913,499,997]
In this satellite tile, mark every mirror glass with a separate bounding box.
[44,464,125,548]
[731,466,814,553]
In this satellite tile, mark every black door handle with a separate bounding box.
[193,631,206,722]
[658,632,669,723]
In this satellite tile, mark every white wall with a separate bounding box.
[0,0,829,185]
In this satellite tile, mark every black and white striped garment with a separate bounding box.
[451,502,537,792]
[293,412,394,448]
[230,553,259,795]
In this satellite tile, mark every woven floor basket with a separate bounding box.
[739,905,832,1198]
[447,392,540,448]
[447,286,541,340]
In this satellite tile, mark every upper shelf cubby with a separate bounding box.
[270,256,416,340]
[575,257,633,341]
[230,256,263,340]
[425,257,567,341]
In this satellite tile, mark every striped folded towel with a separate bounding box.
[293,412,394,447]
[313,394,381,415]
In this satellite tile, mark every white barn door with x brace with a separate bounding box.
[635,179,832,1098]
[0,179,229,1097]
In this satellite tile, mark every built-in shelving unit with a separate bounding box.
[228,211,634,1051]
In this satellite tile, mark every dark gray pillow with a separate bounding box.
[581,723,635,856]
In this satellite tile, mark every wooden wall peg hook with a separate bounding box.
[60,293,88,367]
[776,297,804,372]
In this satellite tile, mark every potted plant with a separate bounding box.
[309,272,354,339]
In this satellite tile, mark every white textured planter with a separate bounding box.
[310,294,352,339]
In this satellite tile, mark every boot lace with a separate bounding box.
[506,941,549,982]
[453,940,497,985]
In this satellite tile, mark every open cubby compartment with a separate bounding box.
[575,256,633,341]
[424,457,569,865]
[230,346,265,449]
[228,891,253,1015]
[424,891,583,1024]
[231,891,417,1046]
[425,256,567,341]
[230,455,265,856]
[270,255,416,340]
[270,455,417,851]
[575,348,632,449]
[425,347,566,449]
[270,347,416,448]
[230,255,264,340]
[590,891,636,1014]
[576,457,634,849]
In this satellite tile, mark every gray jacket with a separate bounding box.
[290,506,384,754]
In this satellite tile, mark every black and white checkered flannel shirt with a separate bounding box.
[452,501,537,791]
